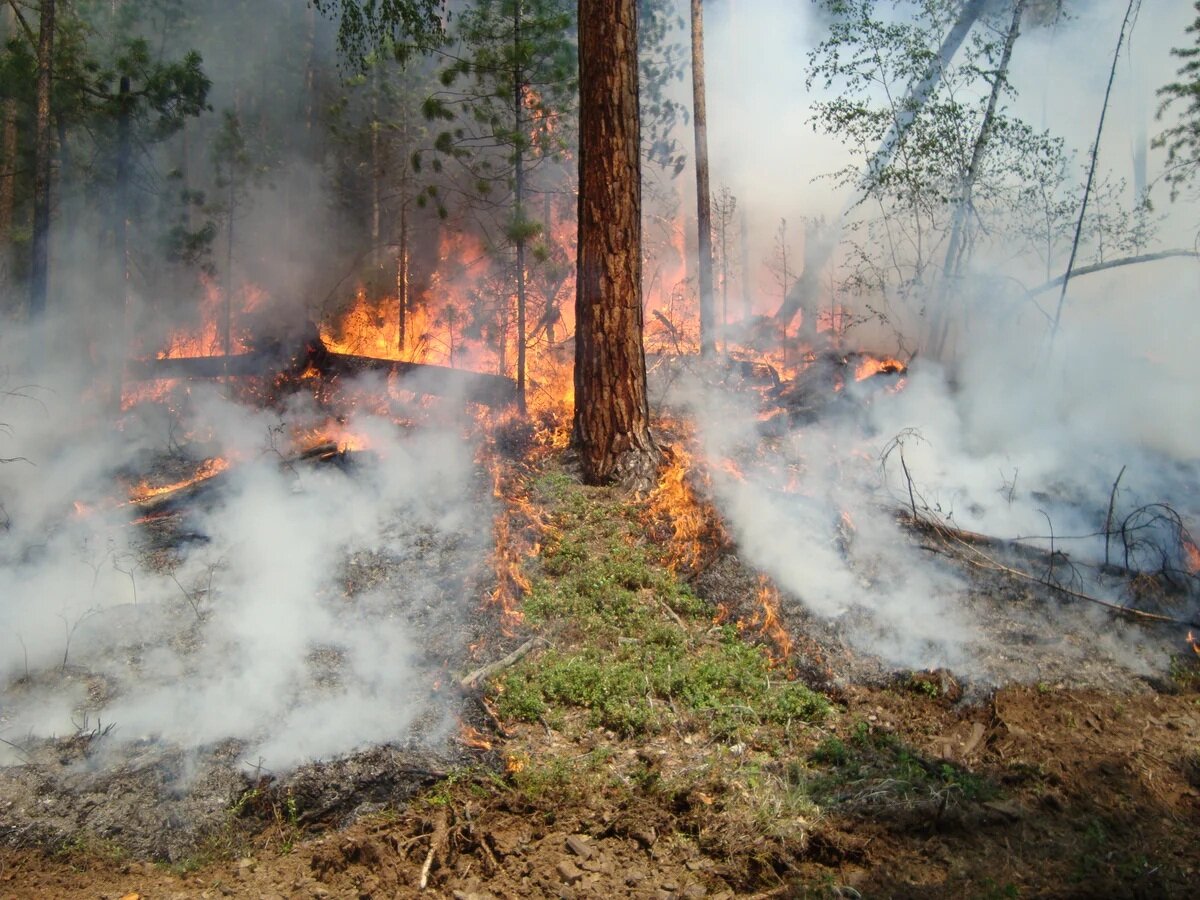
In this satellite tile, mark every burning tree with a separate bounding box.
[420,0,577,412]
[573,0,661,489]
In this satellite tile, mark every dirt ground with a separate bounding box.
[2,676,1198,899]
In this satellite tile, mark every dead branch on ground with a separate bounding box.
[459,636,547,691]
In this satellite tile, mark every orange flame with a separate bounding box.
[128,457,231,503]
[1182,536,1200,576]
[645,440,728,576]
[854,356,907,382]
[482,445,547,635]
[749,574,794,667]
[458,723,493,751]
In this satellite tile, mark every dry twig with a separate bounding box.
[419,806,450,890]
[913,514,1192,626]
[459,636,547,691]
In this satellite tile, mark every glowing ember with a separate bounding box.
[458,723,493,751]
[1188,632,1200,657]
[505,753,528,774]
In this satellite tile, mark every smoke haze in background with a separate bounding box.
[646,0,1198,674]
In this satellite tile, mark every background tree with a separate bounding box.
[1155,0,1200,200]
[689,0,714,358]
[421,0,577,409]
[795,0,1155,359]
[573,0,660,488]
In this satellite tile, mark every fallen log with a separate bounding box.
[903,511,1198,627]
[323,353,518,408]
[125,327,518,408]
[459,636,547,691]
[130,443,350,519]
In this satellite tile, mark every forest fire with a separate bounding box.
[748,575,795,667]
[1183,536,1200,576]
[646,441,727,576]
[128,457,231,503]
[854,355,907,381]
[458,723,493,752]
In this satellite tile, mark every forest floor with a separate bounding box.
[2,448,1199,899]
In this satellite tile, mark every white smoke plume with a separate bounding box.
[0,339,488,771]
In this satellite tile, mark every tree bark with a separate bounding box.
[573,0,661,490]
[690,0,715,358]
[29,0,56,320]
[513,0,528,413]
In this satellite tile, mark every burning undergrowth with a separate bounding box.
[0,335,513,857]
[660,329,1200,695]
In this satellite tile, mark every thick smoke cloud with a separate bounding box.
[654,0,1198,678]
[0,332,488,770]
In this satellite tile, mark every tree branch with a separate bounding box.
[5,0,35,47]
[1026,249,1199,296]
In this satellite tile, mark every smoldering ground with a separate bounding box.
[0,348,493,768]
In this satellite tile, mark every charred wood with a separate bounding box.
[125,328,518,408]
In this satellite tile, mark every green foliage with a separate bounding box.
[492,470,831,740]
[420,0,577,213]
[312,0,446,68]
[806,719,999,809]
[1155,1,1200,199]
[806,0,1155,350]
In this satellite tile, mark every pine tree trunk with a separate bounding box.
[29,0,56,320]
[690,0,715,358]
[573,0,661,490]
[513,0,528,413]
[112,76,132,407]
[0,96,17,306]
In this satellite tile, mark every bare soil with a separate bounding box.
[2,676,1198,899]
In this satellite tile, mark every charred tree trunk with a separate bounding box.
[29,0,55,320]
[690,0,715,358]
[573,0,661,490]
